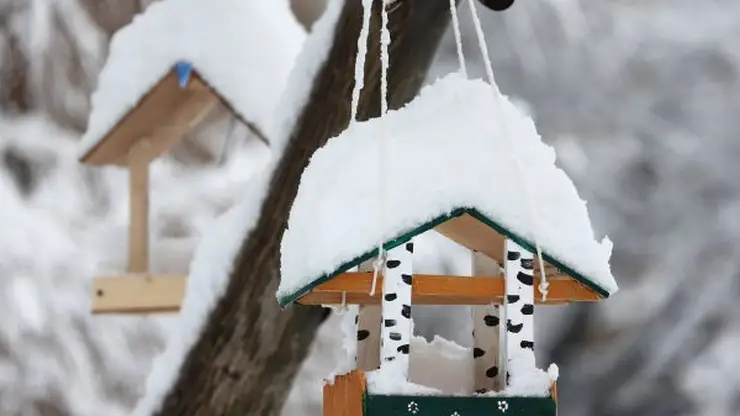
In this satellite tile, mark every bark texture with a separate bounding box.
[154,1,456,415]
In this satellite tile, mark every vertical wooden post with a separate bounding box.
[380,240,414,378]
[128,141,151,274]
[323,371,366,416]
[356,261,381,371]
[471,251,503,392]
[503,239,536,386]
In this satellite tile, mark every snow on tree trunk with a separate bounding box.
[151,1,456,413]
[380,241,414,378]
[471,251,503,392]
[504,238,536,386]
[356,261,381,371]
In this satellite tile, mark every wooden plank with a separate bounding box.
[298,272,601,306]
[80,70,220,166]
[128,141,150,273]
[91,275,186,314]
[433,213,567,279]
[323,371,366,416]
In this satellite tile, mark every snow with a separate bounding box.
[130,2,347,415]
[269,0,347,154]
[79,0,306,158]
[279,72,618,303]
[365,335,554,397]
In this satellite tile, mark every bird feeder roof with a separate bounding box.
[278,73,618,307]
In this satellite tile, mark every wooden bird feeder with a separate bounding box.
[279,208,613,416]
[84,61,260,314]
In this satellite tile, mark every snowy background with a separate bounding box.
[1,0,739,415]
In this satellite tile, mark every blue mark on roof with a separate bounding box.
[175,61,193,88]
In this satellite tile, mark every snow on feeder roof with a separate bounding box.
[79,0,305,165]
[278,72,618,307]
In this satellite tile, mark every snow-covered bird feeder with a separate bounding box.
[278,73,618,416]
[80,0,305,314]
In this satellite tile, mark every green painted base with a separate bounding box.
[365,393,557,416]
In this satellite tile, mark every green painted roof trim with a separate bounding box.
[278,207,611,308]
[364,392,557,416]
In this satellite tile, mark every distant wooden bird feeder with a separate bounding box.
[83,61,258,315]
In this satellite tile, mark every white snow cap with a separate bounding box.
[80,0,305,157]
[279,72,618,302]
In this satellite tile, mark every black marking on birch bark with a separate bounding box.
[357,330,370,341]
[506,372,510,384]
[507,251,521,261]
[384,319,397,327]
[355,314,359,324]
[385,356,396,362]
[401,274,413,285]
[397,344,410,354]
[389,332,402,341]
[520,258,534,270]
[486,366,499,378]
[517,271,534,286]
[386,260,401,268]
[507,294,520,304]
[473,347,485,358]
[520,340,534,350]
[484,315,500,327]
[405,242,414,253]
[521,304,534,315]
[507,320,523,333]
[384,293,398,301]
[401,304,411,319]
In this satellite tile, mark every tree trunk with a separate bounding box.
[154,0,456,415]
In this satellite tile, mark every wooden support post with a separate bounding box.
[323,371,366,416]
[380,240,414,378]
[471,251,503,392]
[503,239,536,386]
[128,140,151,274]
[356,261,381,371]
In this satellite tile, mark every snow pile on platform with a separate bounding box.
[279,72,617,301]
[80,0,305,157]
[366,335,555,397]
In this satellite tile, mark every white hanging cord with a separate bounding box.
[466,0,550,301]
[340,291,348,313]
[350,0,374,123]
[370,0,392,297]
[350,0,391,297]
[449,0,468,77]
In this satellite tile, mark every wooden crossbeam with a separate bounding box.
[298,272,601,306]
[90,271,600,315]
[91,275,186,314]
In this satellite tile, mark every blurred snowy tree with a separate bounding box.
[1,0,740,415]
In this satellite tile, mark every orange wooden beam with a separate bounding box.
[323,371,366,416]
[297,272,601,306]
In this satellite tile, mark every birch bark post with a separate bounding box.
[471,251,503,392]
[504,239,536,387]
[380,241,415,377]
